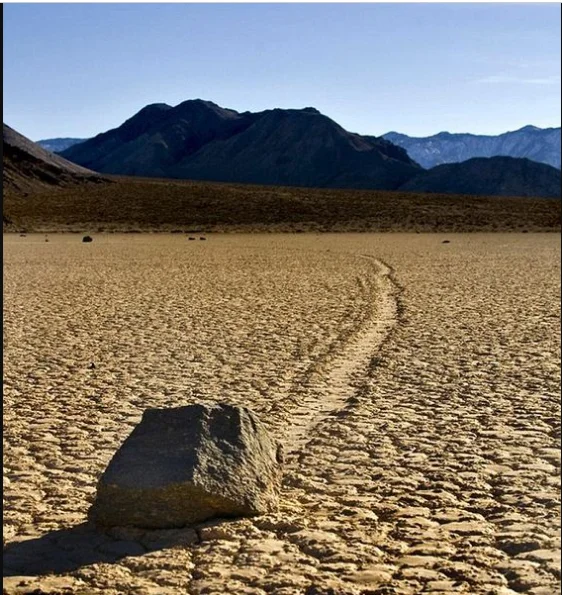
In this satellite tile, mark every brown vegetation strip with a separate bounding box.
[3,175,561,233]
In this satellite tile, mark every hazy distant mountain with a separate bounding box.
[3,124,104,195]
[400,157,561,199]
[61,100,421,190]
[384,126,561,169]
[37,137,87,153]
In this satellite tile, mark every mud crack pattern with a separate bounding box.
[3,233,560,595]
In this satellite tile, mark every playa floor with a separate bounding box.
[3,233,561,595]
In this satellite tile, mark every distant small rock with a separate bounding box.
[82,235,93,243]
[88,362,96,370]
[199,237,206,241]
[89,403,283,528]
[442,240,451,244]
[188,237,196,241]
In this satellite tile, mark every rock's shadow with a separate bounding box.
[3,522,199,577]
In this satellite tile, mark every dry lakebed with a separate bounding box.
[3,232,561,595]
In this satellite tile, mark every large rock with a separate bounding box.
[89,403,283,528]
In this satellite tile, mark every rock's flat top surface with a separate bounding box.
[3,233,560,594]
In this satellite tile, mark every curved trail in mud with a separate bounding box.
[284,257,398,455]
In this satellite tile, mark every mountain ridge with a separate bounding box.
[400,156,561,199]
[383,125,561,169]
[61,100,422,189]
[28,100,560,199]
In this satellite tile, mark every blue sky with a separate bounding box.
[3,3,561,141]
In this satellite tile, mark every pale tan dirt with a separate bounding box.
[3,233,560,595]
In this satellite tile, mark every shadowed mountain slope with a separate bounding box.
[3,124,106,195]
[384,126,561,169]
[61,100,421,189]
[172,107,420,189]
[400,157,561,199]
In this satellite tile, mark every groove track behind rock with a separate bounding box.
[284,256,398,456]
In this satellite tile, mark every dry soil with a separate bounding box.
[3,233,560,595]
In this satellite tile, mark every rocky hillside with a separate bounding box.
[61,100,421,190]
[3,124,106,195]
[400,157,561,199]
[384,126,561,169]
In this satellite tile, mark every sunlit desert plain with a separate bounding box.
[3,232,561,595]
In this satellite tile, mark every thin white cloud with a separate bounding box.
[472,74,561,85]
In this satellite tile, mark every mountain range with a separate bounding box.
[4,123,560,233]
[383,126,561,170]
[3,124,105,195]
[40,123,561,174]
[60,100,423,190]
[7,101,562,200]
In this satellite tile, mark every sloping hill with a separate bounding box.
[3,124,106,195]
[384,126,561,169]
[61,100,421,189]
[400,157,561,199]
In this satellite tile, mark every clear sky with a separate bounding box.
[3,3,561,141]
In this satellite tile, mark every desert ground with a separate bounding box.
[3,233,561,595]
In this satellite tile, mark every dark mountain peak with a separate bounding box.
[129,103,173,121]
[253,107,333,131]
[115,103,173,142]
[254,107,365,145]
[177,98,218,107]
[266,106,324,118]
[174,99,241,120]
[143,102,173,111]
[61,99,420,189]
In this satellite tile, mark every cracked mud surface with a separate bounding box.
[3,233,560,595]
